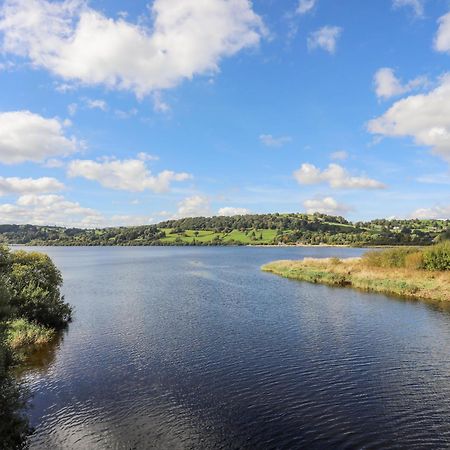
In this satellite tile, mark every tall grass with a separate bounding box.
[362,241,450,271]
[6,319,55,350]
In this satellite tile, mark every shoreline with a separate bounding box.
[262,257,450,303]
[8,243,419,248]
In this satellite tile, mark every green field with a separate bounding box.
[159,228,279,245]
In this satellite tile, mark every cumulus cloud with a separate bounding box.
[0,0,266,97]
[67,157,192,193]
[411,204,450,219]
[218,207,251,216]
[330,150,348,161]
[435,12,450,53]
[177,195,212,218]
[0,193,155,227]
[368,74,450,163]
[0,194,103,227]
[303,196,350,215]
[374,67,428,100]
[259,134,292,148]
[296,0,316,15]
[393,0,424,17]
[0,110,80,164]
[294,163,386,189]
[307,26,342,53]
[0,176,64,196]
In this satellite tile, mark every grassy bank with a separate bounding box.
[6,319,55,351]
[262,242,450,303]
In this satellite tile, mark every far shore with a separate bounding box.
[8,242,419,248]
[262,257,450,303]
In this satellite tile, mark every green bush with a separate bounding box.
[422,241,450,271]
[5,250,72,329]
[0,246,70,448]
[362,241,450,271]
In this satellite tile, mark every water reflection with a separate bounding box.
[14,331,66,379]
[15,247,450,449]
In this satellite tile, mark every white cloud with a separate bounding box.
[308,26,342,54]
[177,195,212,218]
[0,110,80,164]
[294,163,386,189]
[435,12,450,53]
[411,204,450,219]
[0,193,156,227]
[85,98,107,111]
[393,0,424,17]
[374,67,428,100]
[137,152,159,162]
[0,0,266,97]
[106,215,155,227]
[218,207,251,216]
[368,74,450,163]
[303,196,350,215]
[330,150,348,161]
[0,176,64,196]
[67,157,191,193]
[0,194,102,227]
[259,134,292,148]
[296,0,317,15]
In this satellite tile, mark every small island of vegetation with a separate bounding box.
[262,241,450,303]
[0,246,72,448]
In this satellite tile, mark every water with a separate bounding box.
[18,246,450,449]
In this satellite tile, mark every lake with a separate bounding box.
[19,246,450,449]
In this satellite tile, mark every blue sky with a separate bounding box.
[0,0,449,227]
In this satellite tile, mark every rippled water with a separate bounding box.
[19,246,450,449]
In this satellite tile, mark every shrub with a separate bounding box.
[3,248,72,329]
[362,241,449,271]
[362,247,417,269]
[422,241,450,271]
[0,246,69,448]
[6,319,55,350]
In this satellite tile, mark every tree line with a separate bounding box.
[0,213,448,246]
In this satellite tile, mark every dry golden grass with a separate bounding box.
[262,257,450,303]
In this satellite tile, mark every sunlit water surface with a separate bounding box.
[18,246,450,449]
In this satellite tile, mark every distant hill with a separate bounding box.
[0,213,448,247]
